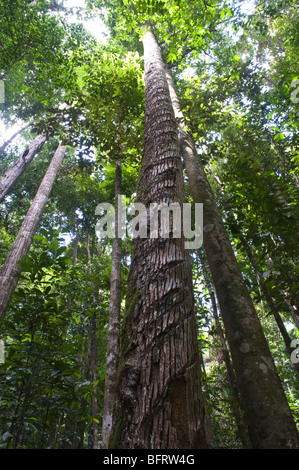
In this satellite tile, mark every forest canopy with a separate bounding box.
[0,0,298,450]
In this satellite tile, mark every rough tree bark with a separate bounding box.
[164,65,299,449]
[109,29,207,449]
[101,158,122,449]
[0,133,46,203]
[0,144,66,319]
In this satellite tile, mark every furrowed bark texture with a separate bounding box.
[102,158,122,449]
[0,144,66,319]
[109,30,206,449]
[0,133,46,203]
[164,65,299,449]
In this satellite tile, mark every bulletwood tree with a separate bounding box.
[0,143,66,319]
[109,27,207,449]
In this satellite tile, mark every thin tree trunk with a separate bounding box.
[6,317,40,448]
[265,253,299,330]
[282,293,299,330]
[197,249,251,448]
[0,144,66,319]
[90,313,99,449]
[73,227,79,267]
[86,226,99,449]
[101,158,122,449]
[239,239,299,373]
[0,45,32,81]
[109,29,207,449]
[239,239,299,374]
[164,65,299,449]
[209,169,299,375]
[0,133,46,203]
[0,122,32,155]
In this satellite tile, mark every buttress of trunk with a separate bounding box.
[0,133,47,203]
[0,144,66,320]
[109,29,207,449]
[101,158,122,449]
[164,65,299,449]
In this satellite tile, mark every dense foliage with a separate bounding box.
[0,0,298,448]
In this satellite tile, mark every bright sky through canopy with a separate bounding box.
[64,0,109,42]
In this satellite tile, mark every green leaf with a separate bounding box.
[56,246,67,257]
[274,132,284,142]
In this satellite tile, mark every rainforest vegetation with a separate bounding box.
[0,0,298,449]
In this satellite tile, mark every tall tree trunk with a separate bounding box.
[86,226,99,449]
[164,65,299,449]
[6,317,40,448]
[197,250,251,449]
[212,163,299,332]
[0,144,66,319]
[73,225,79,267]
[109,29,207,449]
[209,169,299,376]
[265,253,299,331]
[90,313,99,449]
[0,122,32,156]
[282,293,299,330]
[101,158,122,449]
[0,133,46,203]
